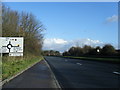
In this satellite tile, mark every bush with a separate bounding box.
[100,44,117,56]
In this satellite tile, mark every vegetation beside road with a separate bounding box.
[43,45,120,63]
[2,4,45,81]
[42,50,61,56]
[63,56,120,63]
[2,4,44,56]
[2,55,43,80]
[63,44,120,57]
[62,44,120,63]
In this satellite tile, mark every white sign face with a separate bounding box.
[0,37,24,56]
[9,52,23,56]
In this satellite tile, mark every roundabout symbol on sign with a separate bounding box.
[2,41,19,52]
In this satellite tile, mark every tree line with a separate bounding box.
[63,44,120,57]
[42,50,61,56]
[2,4,45,56]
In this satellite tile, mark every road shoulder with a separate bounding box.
[2,59,61,88]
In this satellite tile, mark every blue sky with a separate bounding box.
[4,2,118,51]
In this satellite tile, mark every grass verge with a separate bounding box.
[63,56,120,63]
[2,55,43,81]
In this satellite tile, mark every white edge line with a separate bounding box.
[44,59,61,89]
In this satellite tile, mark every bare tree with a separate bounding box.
[2,4,45,56]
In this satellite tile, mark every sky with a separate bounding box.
[4,2,118,52]
[2,0,120,2]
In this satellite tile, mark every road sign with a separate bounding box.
[0,37,24,56]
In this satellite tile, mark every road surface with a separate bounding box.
[45,56,119,88]
[3,60,58,88]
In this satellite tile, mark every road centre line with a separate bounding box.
[113,71,120,75]
[76,63,82,65]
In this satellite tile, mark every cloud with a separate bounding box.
[106,15,118,23]
[43,38,68,45]
[43,38,103,52]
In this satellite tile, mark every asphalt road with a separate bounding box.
[2,60,57,88]
[44,56,120,88]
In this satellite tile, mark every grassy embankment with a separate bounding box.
[2,55,43,80]
[63,56,120,63]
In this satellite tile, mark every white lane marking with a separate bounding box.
[113,71,120,75]
[76,63,82,65]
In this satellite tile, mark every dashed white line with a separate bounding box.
[76,63,82,65]
[113,71,120,75]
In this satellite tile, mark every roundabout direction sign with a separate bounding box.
[0,37,24,56]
